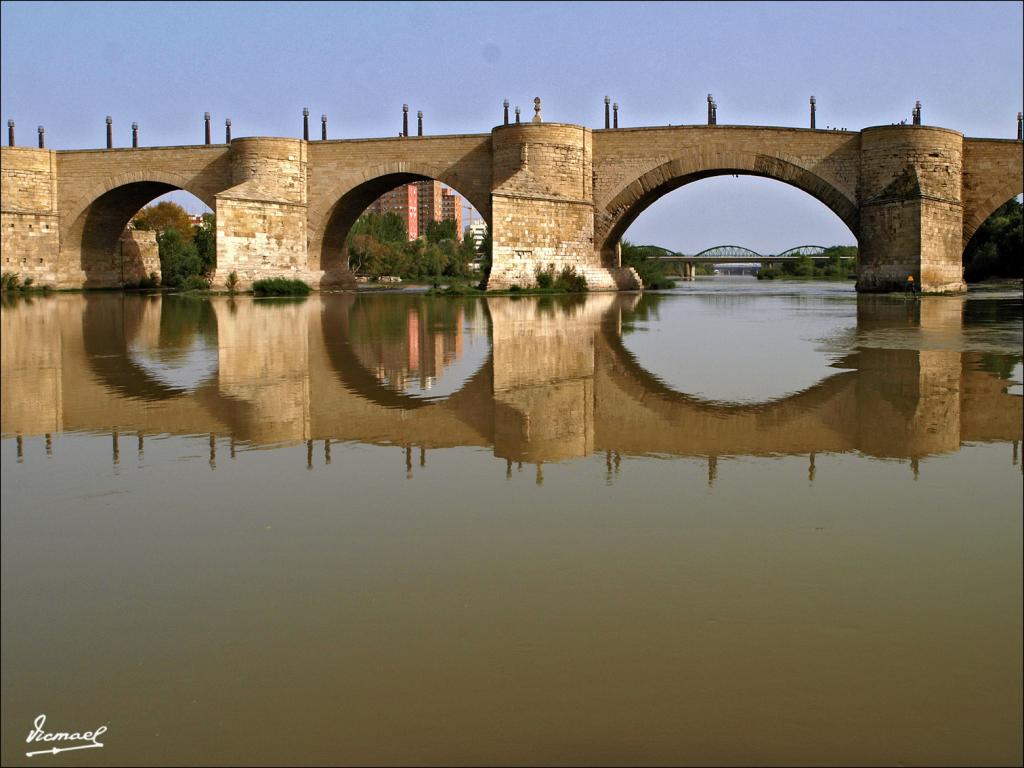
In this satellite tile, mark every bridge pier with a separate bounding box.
[856,126,967,294]
[485,123,641,291]
[211,137,322,291]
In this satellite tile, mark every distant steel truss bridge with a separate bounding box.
[632,244,850,264]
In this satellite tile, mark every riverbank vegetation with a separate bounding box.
[0,272,53,294]
[348,213,481,283]
[963,198,1022,282]
[432,266,588,297]
[619,241,677,289]
[757,246,858,280]
[132,201,215,290]
[253,278,312,296]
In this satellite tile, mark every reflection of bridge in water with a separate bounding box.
[2,292,1020,483]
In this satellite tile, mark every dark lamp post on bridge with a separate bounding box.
[105,116,113,149]
[303,107,310,141]
[707,94,714,125]
[204,112,211,145]
[503,99,509,125]
[37,126,45,149]
[131,122,138,148]
[225,118,232,143]
[7,119,14,147]
[321,114,328,141]
[613,102,619,129]
[402,104,409,137]
[417,110,423,136]
[1017,112,1023,141]
[515,106,521,124]
[913,100,922,126]
[604,96,610,129]
[810,96,816,129]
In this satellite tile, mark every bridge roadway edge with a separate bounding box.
[1,122,1020,293]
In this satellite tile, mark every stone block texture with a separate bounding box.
[2,120,1021,294]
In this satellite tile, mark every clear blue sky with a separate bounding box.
[3,1,1021,252]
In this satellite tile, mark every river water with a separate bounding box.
[2,280,1021,766]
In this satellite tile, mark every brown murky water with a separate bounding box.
[2,281,1022,766]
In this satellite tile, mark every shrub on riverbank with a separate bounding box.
[1,272,53,294]
[535,266,588,293]
[620,241,677,289]
[253,278,311,296]
[757,246,858,280]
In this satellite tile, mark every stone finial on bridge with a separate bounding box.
[204,112,211,145]
[913,100,922,126]
[515,106,521,124]
[7,119,13,147]
[810,96,816,129]
[303,107,310,141]
[707,94,713,125]
[402,104,409,137]
[503,99,509,126]
[321,114,328,141]
[417,110,423,136]
[105,115,113,149]
[604,96,610,129]
[1017,111,1022,141]
[37,125,44,149]
[532,97,542,123]
[613,102,619,129]
[225,118,232,143]
[131,121,138,148]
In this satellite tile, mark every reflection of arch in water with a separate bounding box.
[320,293,495,411]
[600,295,855,417]
[83,295,219,401]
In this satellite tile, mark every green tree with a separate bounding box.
[425,219,457,244]
[193,213,216,275]
[157,228,204,289]
[619,240,676,289]
[349,211,407,244]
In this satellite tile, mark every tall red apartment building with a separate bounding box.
[366,180,462,241]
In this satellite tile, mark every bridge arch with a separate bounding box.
[61,171,218,287]
[963,188,1024,252]
[307,161,493,275]
[595,150,859,263]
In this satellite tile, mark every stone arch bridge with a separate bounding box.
[2,117,1020,292]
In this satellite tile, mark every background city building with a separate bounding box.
[466,220,488,251]
[366,182,463,242]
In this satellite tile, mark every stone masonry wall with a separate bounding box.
[487,123,639,291]
[118,229,159,285]
[961,138,1024,245]
[857,126,965,293]
[213,138,315,289]
[1,147,59,285]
